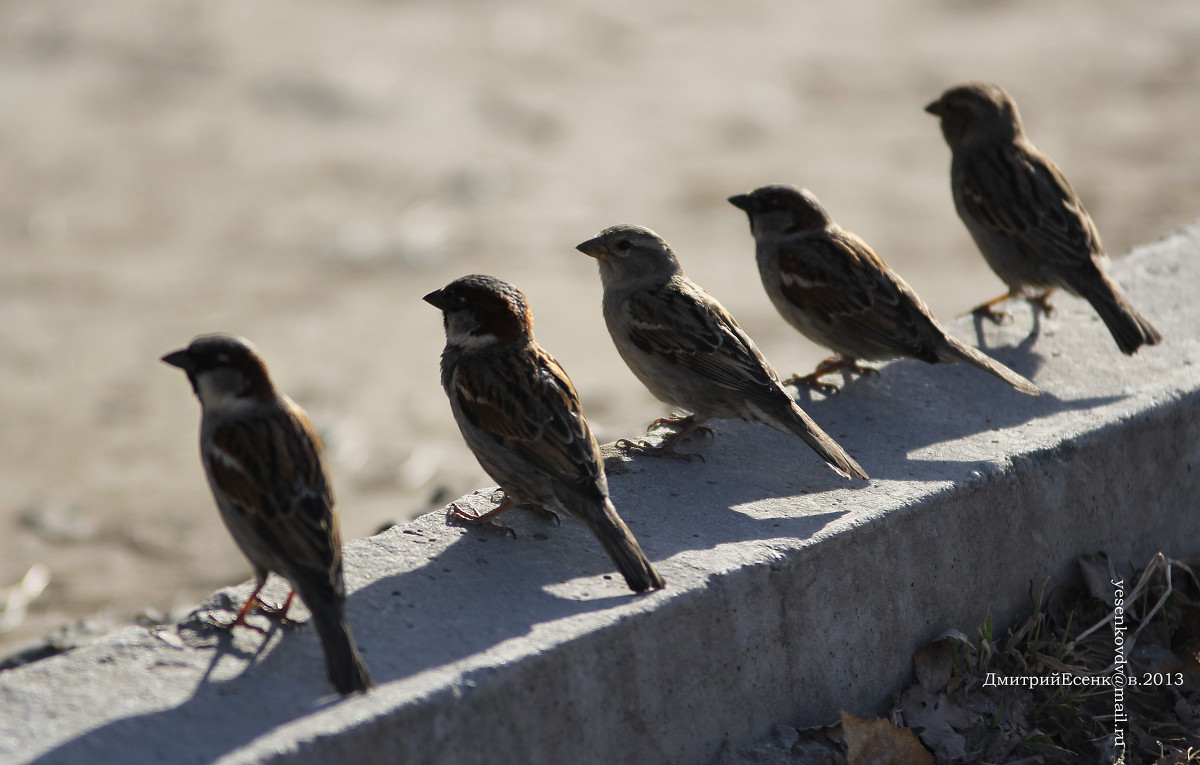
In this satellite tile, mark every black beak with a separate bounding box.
[727,193,753,212]
[423,288,448,310]
[161,349,192,371]
[924,99,943,116]
[575,236,605,259]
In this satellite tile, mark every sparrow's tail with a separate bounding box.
[770,401,869,480]
[1078,275,1162,355]
[306,594,375,695]
[571,496,665,593]
[939,335,1042,395]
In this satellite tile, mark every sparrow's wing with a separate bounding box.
[205,403,342,600]
[958,141,1104,269]
[451,346,604,494]
[777,230,945,361]
[624,279,784,406]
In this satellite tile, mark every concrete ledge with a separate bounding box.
[3,224,1199,764]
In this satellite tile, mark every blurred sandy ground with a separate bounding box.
[1,0,1197,656]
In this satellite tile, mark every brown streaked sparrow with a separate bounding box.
[162,334,374,696]
[424,275,665,594]
[926,82,1162,354]
[728,184,1041,395]
[576,224,868,480]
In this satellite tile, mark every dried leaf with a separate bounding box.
[841,711,933,765]
[913,631,971,694]
[898,686,970,760]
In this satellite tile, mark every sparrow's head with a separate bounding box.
[728,184,832,238]
[925,82,1023,150]
[423,274,533,350]
[576,224,682,290]
[162,334,276,408]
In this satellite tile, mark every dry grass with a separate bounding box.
[775,552,1200,765]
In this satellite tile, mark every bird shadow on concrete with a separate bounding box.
[21,441,860,765]
[22,595,378,764]
[782,314,1124,483]
[345,479,850,676]
[968,297,1046,352]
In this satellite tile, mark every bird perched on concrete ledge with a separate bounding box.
[577,224,868,480]
[728,184,1041,396]
[926,81,1162,355]
[162,334,374,696]
[425,274,665,594]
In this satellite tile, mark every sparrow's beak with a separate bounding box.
[422,288,448,310]
[924,99,944,116]
[161,349,193,371]
[575,236,606,259]
[727,193,753,212]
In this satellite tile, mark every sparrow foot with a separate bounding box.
[647,413,693,430]
[972,305,1013,324]
[254,591,300,628]
[966,291,1018,324]
[524,505,561,525]
[1029,293,1057,318]
[206,582,274,634]
[616,438,706,463]
[203,612,267,635]
[785,356,874,393]
[448,500,517,538]
[784,374,839,395]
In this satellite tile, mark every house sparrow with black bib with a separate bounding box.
[728,184,1041,395]
[576,224,868,480]
[424,275,665,594]
[162,334,374,696]
[926,82,1161,355]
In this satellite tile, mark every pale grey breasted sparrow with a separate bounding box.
[577,225,868,480]
[926,82,1161,355]
[728,184,1040,395]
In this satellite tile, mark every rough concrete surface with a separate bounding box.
[2,225,1198,764]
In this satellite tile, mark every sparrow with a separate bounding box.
[424,275,665,594]
[926,82,1162,355]
[728,184,1041,395]
[162,334,374,696]
[576,224,868,480]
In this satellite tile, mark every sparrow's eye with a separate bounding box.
[615,239,632,253]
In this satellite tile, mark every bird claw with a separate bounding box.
[647,414,691,430]
[254,596,300,628]
[203,612,267,635]
[1030,295,1056,318]
[447,502,517,538]
[786,356,876,394]
[784,374,841,396]
[972,305,1013,325]
[527,505,561,525]
[782,378,840,395]
[616,438,705,463]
